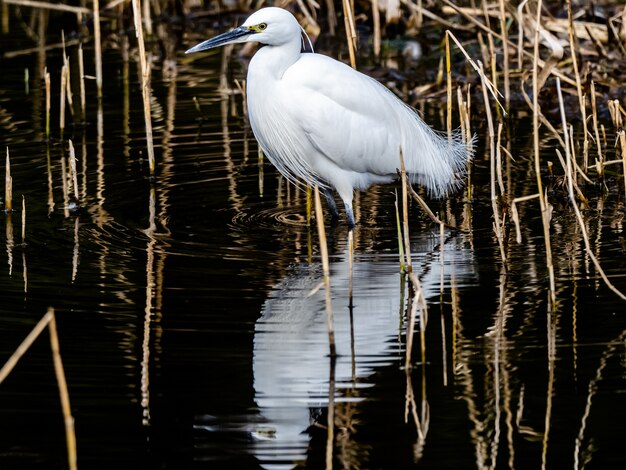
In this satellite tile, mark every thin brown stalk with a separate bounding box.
[532,0,556,305]
[445,33,452,139]
[68,140,79,203]
[399,149,412,273]
[314,185,336,357]
[395,190,406,273]
[342,0,357,68]
[619,130,626,213]
[45,68,51,140]
[2,0,89,14]
[5,148,12,212]
[590,81,603,177]
[131,0,156,176]
[498,0,510,110]
[556,78,626,301]
[93,0,103,99]
[49,310,78,470]
[510,194,540,244]
[21,195,26,244]
[78,42,86,120]
[60,62,67,138]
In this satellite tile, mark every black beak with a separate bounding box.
[185,26,253,54]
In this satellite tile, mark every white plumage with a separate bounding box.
[187,7,472,229]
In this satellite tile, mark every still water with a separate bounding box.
[1,10,625,470]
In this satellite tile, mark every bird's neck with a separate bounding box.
[249,39,301,80]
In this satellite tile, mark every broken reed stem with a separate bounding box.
[314,185,336,357]
[44,69,50,140]
[5,148,12,212]
[399,148,412,273]
[341,0,357,69]
[131,0,156,176]
[2,0,88,14]
[511,194,541,244]
[532,0,556,306]
[590,81,603,177]
[566,0,585,154]
[48,310,78,470]
[556,78,626,301]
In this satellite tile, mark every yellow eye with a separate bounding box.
[257,23,267,31]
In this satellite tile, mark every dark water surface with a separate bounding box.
[1,11,626,470]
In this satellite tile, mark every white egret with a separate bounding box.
[186,7,472,229]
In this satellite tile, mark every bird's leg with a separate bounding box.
[345,204,356,231]
[322,188,341,225]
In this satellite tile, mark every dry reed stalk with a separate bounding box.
[93,0,103,99]
[258,147,264,198]
[21,195,25,244]
[2,0,89,14]
[532,0,556,305]
[45,68,50,140]
[399,0,465,31]
[326,354,336,470]
[498,0,510,110]
[371,0,381,61]
[78,43,86,120]
[61,35,74,118]
[480,1,498,98]
[556,78,626,301]
[142,0,152,36]
[399,148,412,273]
[48,310,78,470]
[617,129,626,206]
[566,0,586,151]
[314,185,336,357]
[68,140,79,203]
[131,0,156,176]
[510,194,540,244]
[590,81,603,177]
[445,33,452,139]
[480,61,506,265]
[72,217,79,282]
[395,190,406,273]
[341,0,357,68]
[306,184,312,227]
[5,148,12,212]
[446,31,506,115]
[60,156,69,218]
[60,62,67,138]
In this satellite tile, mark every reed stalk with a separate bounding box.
[395,190,405,273]
[445,32,452,139]
[556,78,626,301]
[131,0,156,176]
[44,68,50,140]
[399,148,412,273]
[93,0,103,99]
[68,140,79,203]
[341,0,357,69]
[371,0,381,61]
[21,195,25,244]
[314,185,336,357]
[5,148,12,213]
[590,81,603,178]
[59,62,67,138]
[498,0,510,111]
[531,0,556,305]
[48,310,78,470]
[78,42,86,121]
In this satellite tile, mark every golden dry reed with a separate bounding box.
[5,148,12,213]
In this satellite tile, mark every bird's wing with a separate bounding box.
[281,54,403,178]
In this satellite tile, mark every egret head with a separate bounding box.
[185,7,301,54]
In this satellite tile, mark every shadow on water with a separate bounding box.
[0,3,625,470]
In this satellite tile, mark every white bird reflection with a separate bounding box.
[251,230,477,468]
